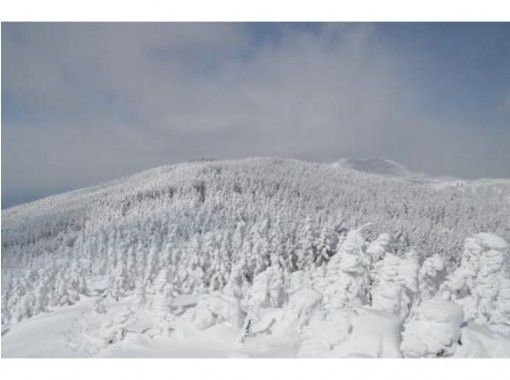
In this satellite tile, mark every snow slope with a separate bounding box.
[2,157,510,357]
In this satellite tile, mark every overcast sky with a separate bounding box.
[2,23,510,208]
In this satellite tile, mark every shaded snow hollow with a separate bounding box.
[2,158,510,357]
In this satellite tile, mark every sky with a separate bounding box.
[2,22,510,208]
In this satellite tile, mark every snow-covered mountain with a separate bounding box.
[2,157,510,357]
[331,158,421,178]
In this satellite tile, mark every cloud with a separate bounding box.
[2,23,510,206]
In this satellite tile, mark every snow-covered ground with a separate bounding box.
[4,291,510,358]
[2,293,300,358]
[2,157,510,357]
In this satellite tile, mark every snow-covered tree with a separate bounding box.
[322,228,369,310]
[439,233,510,328]
[418,254,446,300]
[371,250,419,320]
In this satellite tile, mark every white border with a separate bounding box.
[0,0,510,21]
[2,357,510,380]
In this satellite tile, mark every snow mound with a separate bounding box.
[298,309,354,357]
[473,232,509,250]
[332,308,402,358]
[401,300,463,358]
[284,288,322,330]
[193,290,243,330]
[455,323,510,358]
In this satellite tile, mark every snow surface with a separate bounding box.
[401,300,464,358]
[3,291,509,358]
[2,157,510,357]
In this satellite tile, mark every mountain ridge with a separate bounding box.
[5,156,510,214]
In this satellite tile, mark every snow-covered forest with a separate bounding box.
[2,157,510,357]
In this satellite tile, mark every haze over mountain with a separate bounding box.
[3,23,510,209]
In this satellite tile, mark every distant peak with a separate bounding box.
[331,158,419,178]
